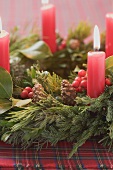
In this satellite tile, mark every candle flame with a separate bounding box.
[0,17,2,33]
[42,0,49,4]
[93,25,100,50]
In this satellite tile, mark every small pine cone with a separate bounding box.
[32,83,47,103]
[11,64,25,77]
[69,39,80,50]
[61,80,76,106]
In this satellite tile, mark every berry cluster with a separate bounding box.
[72,69,87,93]
[72,69,112,93]
[20,87,33,99]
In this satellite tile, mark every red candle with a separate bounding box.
[0,18,10,72]
[106,13,113,58]
[41,0,56,53]
[87,26,105,98]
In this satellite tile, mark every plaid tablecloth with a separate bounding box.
[0,139,113,170]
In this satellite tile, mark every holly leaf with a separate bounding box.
[20,41,52,60]
[0,98,12,114]
[105,56,113,74]
[0,67,13,98]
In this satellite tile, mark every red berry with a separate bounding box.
[28,92,33,98]
[74,77,81,83]
[76,86,83,93]
[105,78,112,86]
[80,80,87,89]
[61,40,66,48]
[72,80,80,88]
[81,76,87,81]
[75,87,79,92]
[24,87,32,93]
[78,69,86,77]
[20,90,28,99]
[58,45,64,50]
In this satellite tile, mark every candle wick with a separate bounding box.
[94,48,99,52]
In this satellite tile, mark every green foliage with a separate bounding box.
[39,22,92,78]
[0,99,12,114]
[0,22,112,158]
[10,64,33,90]
[68,22,91,42]
[27,64,62,96]
[0,67,13,113]
[20,41,52,60]
[39,49,87,78]
[2,62,113,157]
[0,67,33,113]
[105,55,113,75]
[0,67,13,99]
[36,72,62,96]
[10,22,93,78]
[10,26,40,55]
[1,85,113,158]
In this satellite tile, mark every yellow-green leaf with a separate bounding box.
[0,98,12,114]
[105,56,113,74]
[12,98,32,107]
[1,132,12,142]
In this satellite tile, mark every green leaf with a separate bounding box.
[20,41,52,60]
[0,98,12,114]
[0,67,13,98]
[105,56,113,74]
[1,131,12,142]
[109,122,113,139]
[73,65,80,72]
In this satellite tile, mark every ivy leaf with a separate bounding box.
[0,67,13,98]
[105,56,113,74]
[0,98,12,114]
[20,41,52,60]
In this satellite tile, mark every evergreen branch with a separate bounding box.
[68,22,91,42]
[69,128,93,158]
[69,115,102,158]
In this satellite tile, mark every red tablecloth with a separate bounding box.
[0,139,113,170]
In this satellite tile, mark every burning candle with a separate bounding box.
[41,0,56,53]
[106,13,113,58]
[87,25,105,98]
[0,18,10,72]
